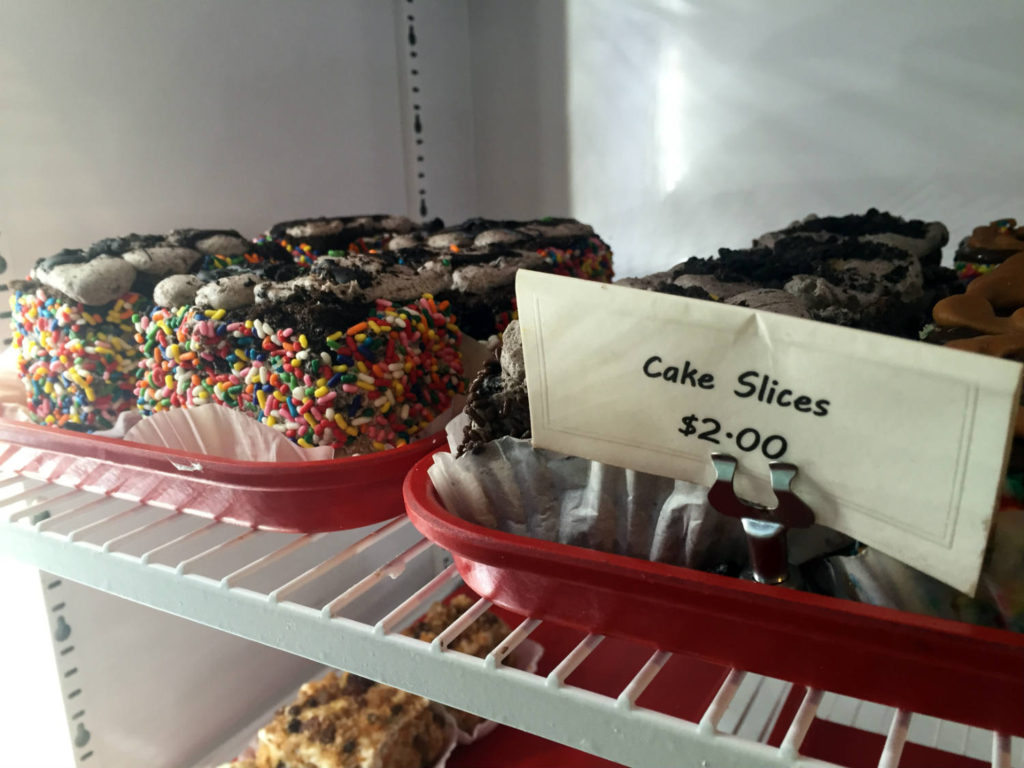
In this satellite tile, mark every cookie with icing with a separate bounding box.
[953,218,1024,282]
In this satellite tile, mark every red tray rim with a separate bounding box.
[0,416,446,476]
[403,448,1024,651]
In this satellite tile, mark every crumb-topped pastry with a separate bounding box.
[619,209,959,339]
[403,594,511,733]
[953,218,1024,282]
[255,671,449,768]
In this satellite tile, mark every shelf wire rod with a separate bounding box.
[220,533,323,589]
[0,481,55,510]
[100,511,180,553]
[7,487,79,523]
[616,649,672,710]
[66,503,145,542]
[0,473,43,499]
[485,617,543,668]
[35,495,131,532]
[322,537,434,619]
[271,516,411,603]
[176,528,258,575]
[545,633,605,688]
[992,733,1011,768]
[375,562,460,636]
[877,709,911,768]
[698,669,748,735]
[139,520,221,565]
[778,687,823,760]
[429,595,494,652]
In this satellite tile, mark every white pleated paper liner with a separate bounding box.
[124,404,336,461]
[429,413,749,572]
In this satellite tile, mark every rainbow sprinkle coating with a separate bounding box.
[134,295,464,451]
[542,236,615,282]
[253,235,391,268]
[954,260,998,283]
[11,287,146,430]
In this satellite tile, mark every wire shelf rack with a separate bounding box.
[0,472,1019,768]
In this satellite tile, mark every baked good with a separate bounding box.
[10,228,281,430]
[422,217,614,338]
[953,218,1024,282]
[257,214,436,267]
[134,294,463,452]
[255,671,449,768]
[135,216,613,451]
[619,209,959,339]
[402,594,510,733]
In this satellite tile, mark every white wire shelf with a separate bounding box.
[0,472,1019,768]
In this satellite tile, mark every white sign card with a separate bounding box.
[516,271,1023,594]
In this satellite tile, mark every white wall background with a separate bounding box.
[565,0,1024,276]
[0,0,409,278]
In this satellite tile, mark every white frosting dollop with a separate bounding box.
[474,229,526,247]
[452,251,547,294]
[194,234,250,256]
[154,274,204,308]
[427,231,474,249]
[42,256,137,305]
[196,274,262,310]
[122,246,202,276]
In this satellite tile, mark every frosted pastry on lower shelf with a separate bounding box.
[255,671,451,768]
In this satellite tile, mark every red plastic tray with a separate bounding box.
[404,450,1024,737]
[0,418,444,532]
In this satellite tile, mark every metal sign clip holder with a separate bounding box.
[708,453,815,585]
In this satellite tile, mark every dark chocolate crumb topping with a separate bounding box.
[777,208,930,239]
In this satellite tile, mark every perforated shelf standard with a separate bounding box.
[0,473,1019,768]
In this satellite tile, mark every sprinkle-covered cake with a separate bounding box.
[10,228,279,430]
[135,295,463,452]
[135,216,614,452]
